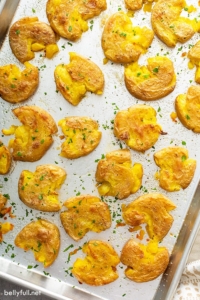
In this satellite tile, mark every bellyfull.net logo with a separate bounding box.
[2,289,41,297]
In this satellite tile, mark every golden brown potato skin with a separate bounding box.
[114,105,162,152]
[72,240,120,285]
[175,86,200,133]
[46,0,106,41]
[101,12,154,63]
[188,41,200,84]
[55,52,104,106]
[9,17,58,63]
[0,62,39,103]
[58,116,102,159]
[2,106,58,162]
[60,195,111,241]
[120,239,169,282]
[18,165,66,212]
[0,141,12,175]
[125,0,143,11]
[0,194,7,212]
[154,147,196,192]
[95,149,143,199]
[122,193,176,241]
[125,56,176,100]
[151,0,197,47]
[15,219,60,267]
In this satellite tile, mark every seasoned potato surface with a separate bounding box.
[15,219,60,267]
[58,116,101,159]
[95,149,143,199]
[55,52,104,106]
[188,41,200,84]
[46,0,106,41]
[60,195,111,241]
[125,56,176,100]
[125,0,156,11]
[0,141,12,175]
[101,12,154,63]
[9,17,59,63]
[0,194,14,243]
[18,165,66,212]
[122,193,176,241]
[72,240,120,285]
[114,105,162,152]
[154,147,196,192]
[0,62,39,103]
[120,239,169,282]
[2,106,58,162]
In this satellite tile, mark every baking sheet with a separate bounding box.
[1,1,200,299]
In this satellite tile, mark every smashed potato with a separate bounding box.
[175,86,200,133]
[114,105,163,152]
[188,41,200,84]
[9,16,59,63]
[2,106,57,162]
[18,165,66,212]
[95,149,143,199]
[55,52,104,106]
[72,240,120,285]
[58,116,102,159]
[60,195,111,241]
[46,0,106,41]
[0,141,12,175]
[101,12,154,63]
[15,219,60,267]
[154,147,196,192]
[120,239,169,282]
[124,56,176,100]
[0,194,14,243]
[125,0,156,11]
[122,193,176,241]
[151,0,199,47]
[0,62,39,103]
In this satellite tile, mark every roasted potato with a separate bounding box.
[151,0,199,47]
[0,194,7,211]
[0,194,14,243]
[122,193,176,241]
[125,0,155,11]
[72,240,120,285]
[101,12,154,63]
[0,62,39,103]
[154,147,196,192]
[14,219,60,267]
[114,105,163,152]
[60,195,111,241]
[95,149,143,199]
[9,16,59,63]
[188,41,200,84]
[2,106,58,162]
[124,56,176,100]
[46,0,106,41]
[175,86,200,133]
[58,116,102,159]
[55,52,104,106]
[0,141,12,175]
[120,239,169,282]
[18,165,66,212]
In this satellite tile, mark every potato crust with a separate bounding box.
[55,52,104,106]
[122,193,176,241]
[188,41,200,84]
[0,194,14,242]
[151,0,199,47]
[95,149,143,199]
[114,105,162,152]
[9,16,59,63]
[46,0,106,41]
[0,141,12,175]
[101,12,154,63]
[58,116,102,159]
[0,62,39,103]
[120,239,169,282]
[124,56,176,100]
[2,106,58,162]
[18,165,66,212]
[175,86,200,133]
[60,195,111,241]
[154,147,196,192]
[72,240,120,285]
[14,219,60,267]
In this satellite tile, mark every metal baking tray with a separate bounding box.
[0,1,200,299]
